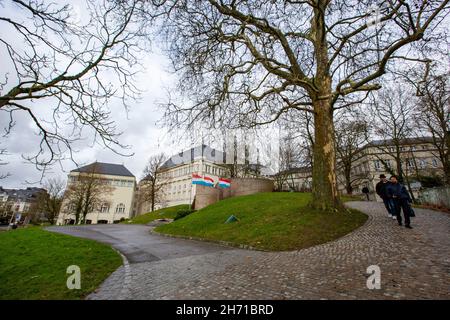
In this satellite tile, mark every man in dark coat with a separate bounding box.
[375,174,395,219]
[386,175,413,229]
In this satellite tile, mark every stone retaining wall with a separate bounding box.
[417,187,450,209]
[194,178,274,210]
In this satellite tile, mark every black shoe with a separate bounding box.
[398,222,403,226]
[405,225,412,229]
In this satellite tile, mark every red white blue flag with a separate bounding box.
[203,176,215,187]
[192,173,203,185]
[218,178,231,189]
[192,174,215,187]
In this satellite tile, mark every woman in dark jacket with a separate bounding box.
[386,175,413,229]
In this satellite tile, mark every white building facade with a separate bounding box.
[136,145,231,214]
[57,162,136,225]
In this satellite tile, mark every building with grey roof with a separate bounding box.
[0,187,46,223]
[161,144,226,169]
[57,162,136,225]
[72,162,135,177]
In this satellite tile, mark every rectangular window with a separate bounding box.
[432,159,438,167]
[419,160,426,169]
[406,159,414,168]
[374,160,381,170]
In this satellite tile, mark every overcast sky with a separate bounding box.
[0,0,283,189]
[0,51,185,188]
[1,1,448,189]
[0,0,201,188]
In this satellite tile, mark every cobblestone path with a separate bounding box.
[50,201,450,299]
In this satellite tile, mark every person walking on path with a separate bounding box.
[376,174,396,219]
[361,186,370,201]
[387,175,413,229]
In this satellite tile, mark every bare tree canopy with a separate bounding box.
[0,147,9,179]
[62,164,115,224]
[151,0,449,209]
[34,177,65,224]
[335,110,369,194]
[410,66,450,183]
[139,153,168,213]
[0,0,151,174]
[369,83,415,182]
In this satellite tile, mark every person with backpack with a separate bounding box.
[386,175,413,229]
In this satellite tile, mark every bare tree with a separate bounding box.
[275,131,304,191]
[34,178,65,224]
[0,0,150,175]
[139,153,168,213]
[62,177,84,224]
[369,84,422,201]
[412,68,450,183]
[370,84,416,181]
[0,148,9,179]
[152,0,449,210]
[222,134,256,178]
[63,165,114,224]
[0,197,13,221]
[335,111,370,194]
[271,110,314,191]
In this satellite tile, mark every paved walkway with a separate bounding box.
[48,202,450,299]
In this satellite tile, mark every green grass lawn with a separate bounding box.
[122,204,189,224]
[0,227,122,300]
[155,192,367,251]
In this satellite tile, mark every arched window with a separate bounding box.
[115,203,125,213]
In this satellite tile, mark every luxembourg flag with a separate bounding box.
[203,176,215,187]
[192,173,204,185]
[218,178,231,189]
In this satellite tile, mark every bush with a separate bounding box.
[174,208,195,221]
[416,175,445,188]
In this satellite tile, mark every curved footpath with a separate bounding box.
[47,201,450,299]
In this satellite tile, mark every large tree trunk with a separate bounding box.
[344,166,353,194]
[151,180,156,212]
[444,133,450,184]
[309,1,340,210]
[310,98,340,210]
[151,192,155,212]
[346,183,353,195]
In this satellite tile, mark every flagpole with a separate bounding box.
[189,177,193,210]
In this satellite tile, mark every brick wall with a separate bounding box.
[194,178,274,210]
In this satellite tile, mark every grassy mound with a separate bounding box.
[156,192,367,251]
[0,227,122,300]
[123,204,190,224]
